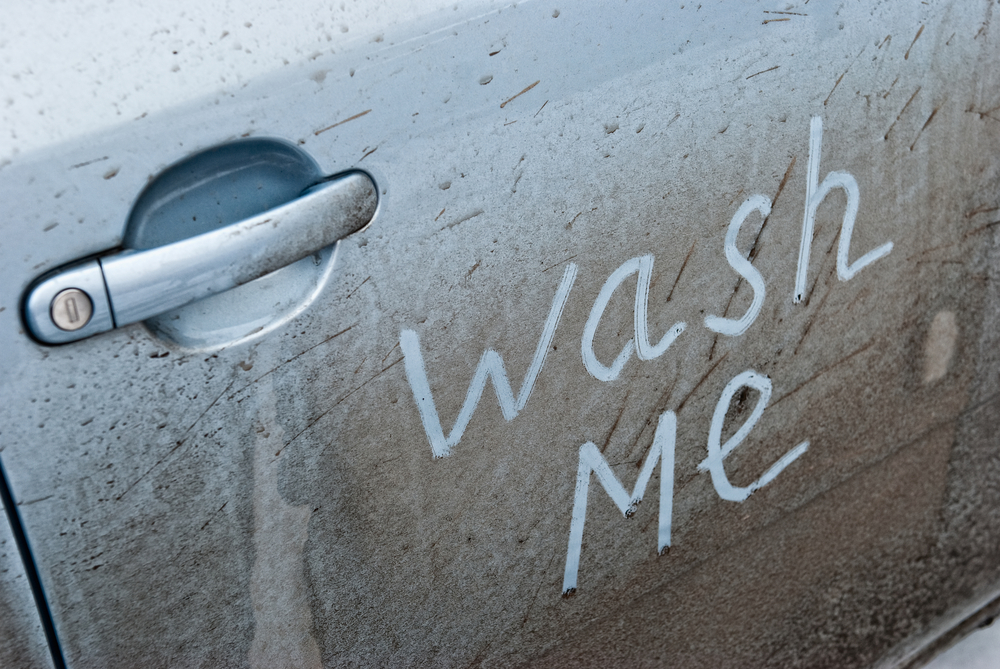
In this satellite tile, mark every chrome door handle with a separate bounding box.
[24,171,378,345]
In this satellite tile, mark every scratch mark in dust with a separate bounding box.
[884,86,921,140]
[116,380,235,501]
[666,241,696,302]
[290,357,406,455]
[511,172,523,194]
[435,208,446,221]
[708,333,720,362]
[382,340,400,364]
[793,287,831,356]
[878,34,892,49]
[802,235,839,308]
[966,104,1000,124]
[915,259,964,267]
[19,495,53,506]
[764,10,806,15]
[353,357,368,375]
[772,340,877,408]
[747,65,780,79]
[600,387,632,454]
[541,254,578,273]
[461,640,496,669]
[824,47,864,107]
[883,75,899,99]
[623,357,688,464]
[909,106,940,151]
[69,156,109,169]
[744,209,770,263]
[442,209,484,231]
[534,100,549,117]
[345,276,370,300]
[230,325,357,401]
[359,146,378,161]
[760,155,797,239]
[841,286,870,314]
[641,510,662,535]
[314,109,372,135]
[521,551,557,628]
[676,353,729,411]
[373,453,404,470]
[965,204,1000,219]
[727,186,745,207]
[500,80,540,109]
[566,211,583,230]
[200,501,228,531]
[824,72,846,106]
[908,238,962,261]
[763,18,791,24]
[964,219,1000,238]
[904,25,924,60]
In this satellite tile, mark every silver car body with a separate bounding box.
[3,0,1000,666]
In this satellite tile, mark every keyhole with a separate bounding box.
[51,288,93,331]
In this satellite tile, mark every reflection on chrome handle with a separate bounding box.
[24,171,377,345]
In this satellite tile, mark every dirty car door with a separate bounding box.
[3,1,1000,667]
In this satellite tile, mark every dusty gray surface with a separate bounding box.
[1,0,1000,666]
[0,501,54,668]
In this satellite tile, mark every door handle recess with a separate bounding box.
[24,171,378,345]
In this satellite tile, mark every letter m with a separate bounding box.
[562,411,675,595]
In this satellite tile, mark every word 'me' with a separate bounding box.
[562,370,809,594]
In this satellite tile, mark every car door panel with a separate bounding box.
[3,1,1000,666]
[0,501,53,669]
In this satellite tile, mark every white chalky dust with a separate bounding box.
[249,377,322,669]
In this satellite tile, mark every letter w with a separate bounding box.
[562,411,676,595]
[400,263,578,458]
